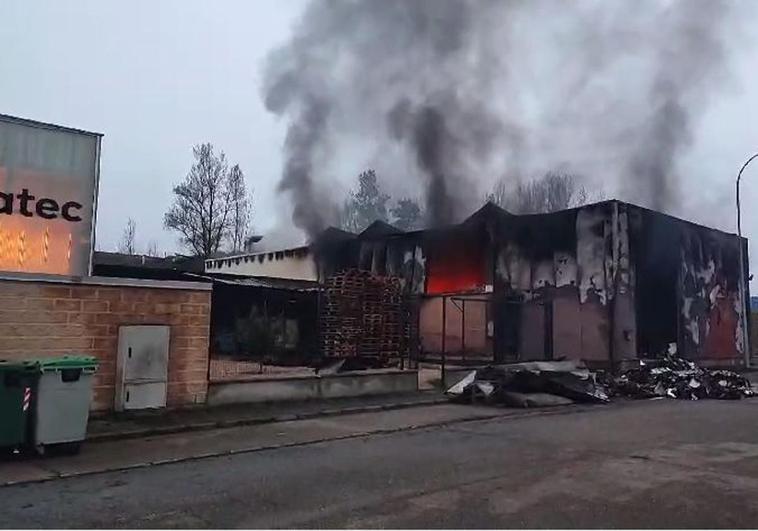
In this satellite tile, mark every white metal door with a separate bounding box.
[115,325,170,411]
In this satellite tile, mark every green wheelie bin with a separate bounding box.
[0,360,37,450]
[30,355,98,455]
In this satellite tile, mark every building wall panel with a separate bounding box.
[0,277,211,411]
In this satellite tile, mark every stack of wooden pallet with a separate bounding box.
[320,269,408,361]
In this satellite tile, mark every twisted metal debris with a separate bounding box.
[447,356,754,408]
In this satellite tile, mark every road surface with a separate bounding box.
[3,399,758,528]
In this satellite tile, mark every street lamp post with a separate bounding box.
[736,153,758,367]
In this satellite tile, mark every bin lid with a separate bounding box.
[0,359,37,373]
[34,355,99,372]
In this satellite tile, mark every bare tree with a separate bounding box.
[146,241,160,257]
[164,143,233,257]
[118,218,136,255]
[228,164,251,252]
[391,198,422,231]
[488,171,596,214]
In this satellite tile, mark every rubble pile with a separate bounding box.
[446,361,610,407]
[447,356,754,408]
[613,356,754,400]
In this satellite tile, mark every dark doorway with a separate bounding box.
[633,213,680,357]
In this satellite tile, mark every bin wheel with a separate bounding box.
[53,442,82,456]
[35,442,82,456]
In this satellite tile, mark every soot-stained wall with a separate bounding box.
[630,207,748,364]
[493,201,636,363]
[315,200,748,367]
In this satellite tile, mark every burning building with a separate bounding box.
[316,200,750,369]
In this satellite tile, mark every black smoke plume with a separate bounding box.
[263,0,741,240]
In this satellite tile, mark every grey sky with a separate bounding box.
[3,1,758,286]
[1,0,305,254]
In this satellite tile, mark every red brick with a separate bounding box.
[54,299,82,311]
[0,310,68,324]
[132,302,152,314]
[181,314,210,326]
[26,298,56,311]
[171,337,191,348]
[94,287,123,302]
[189,292,211,304]
[180,303,210,315]
[174,325,210,338]
[90,356,115,369]
[93,336,118,350]
[70,286,99,299]
[95,312,126,326]
[83,300,109,312]
[39,286,72,298]
[94,372,115,386]
[0,337,81,351]
[26,323,84,338]
[68,312,100,325]
[49,336,93,350]
[0,283,45,296]
[92,351,116,363]
[168,354,209,371]
[0,323,42,337]
[155,303,182,314]
[0,297,27,310]
[169,369,209,383]
[121,290,150,303]
[86,324,111,337]
[149,291,187,303]
[109,300,135,313]
[188,337,210,349]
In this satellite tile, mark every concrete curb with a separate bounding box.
[86,396,450,443]
[1,402,606,488]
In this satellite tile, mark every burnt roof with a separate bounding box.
[359,220,404,239]
[93,251,205,272]
[92,252,206,281]
[462,201,513,225]
[315,227,357,245]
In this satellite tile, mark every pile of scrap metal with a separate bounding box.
[446,361,610,407]
[447,356,754,408]
[612,355,754,400]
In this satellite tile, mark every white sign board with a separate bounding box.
[0,115,101,276]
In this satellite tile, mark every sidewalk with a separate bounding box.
[1,399,608,487]
[87,391,448,442]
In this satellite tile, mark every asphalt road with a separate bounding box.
[4,399,758,528]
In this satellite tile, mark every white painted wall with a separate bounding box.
[205,247,318,280]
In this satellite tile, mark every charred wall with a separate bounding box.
[494,201,636,364]
[312,200,748,367]
[318,232,427,296]
[680,220,746,362]
[630,206,747,365]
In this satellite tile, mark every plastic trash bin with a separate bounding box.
[31,355,98,454]
[0,360,36,449]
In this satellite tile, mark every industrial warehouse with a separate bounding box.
[0,112,754,424]
[208,199,752,385]
[8,1,758,527]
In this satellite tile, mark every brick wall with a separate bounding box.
[0,277,211,411]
